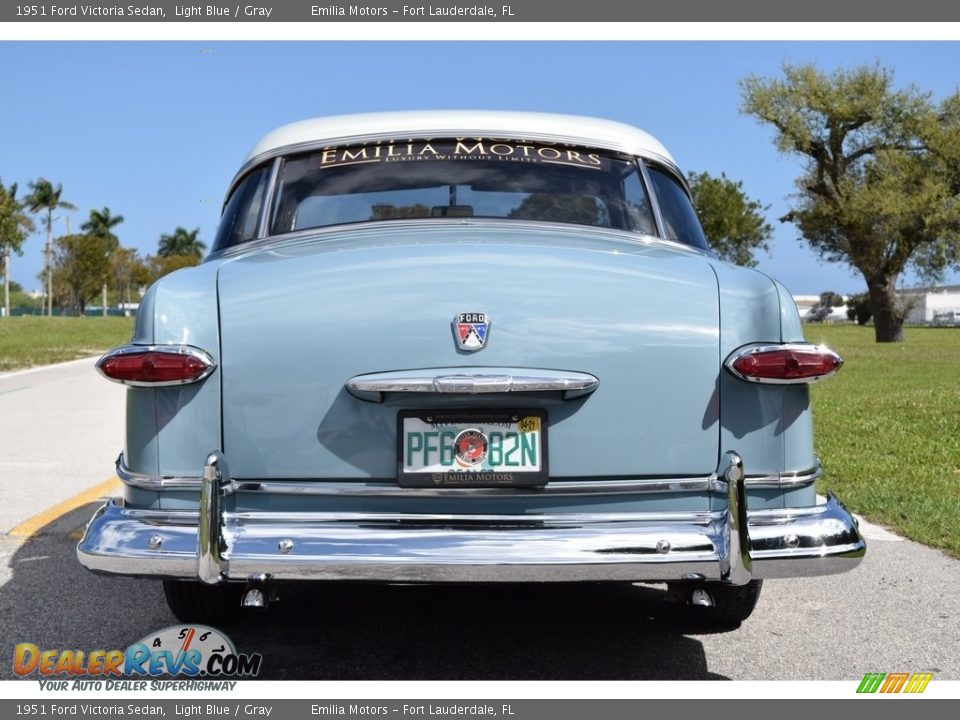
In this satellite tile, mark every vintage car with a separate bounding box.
[78,111,865,627]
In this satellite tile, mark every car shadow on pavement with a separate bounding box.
[1,503,731,681]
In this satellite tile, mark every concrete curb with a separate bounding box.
[0,355,101,381]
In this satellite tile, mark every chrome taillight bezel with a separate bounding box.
[95,344,217,387]
[724,343,843,385]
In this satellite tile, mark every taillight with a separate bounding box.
[725,344,842,384]
[96,345,216,387]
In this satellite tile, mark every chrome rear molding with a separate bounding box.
[346,368,599,402]
[116,454,713,495]
[743,464,822,488]
[227,509,722,525]
[116,453,821,495]
[230,477,714,497]
[81,451,865,584]
[116,455,205,491]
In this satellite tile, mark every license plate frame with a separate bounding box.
[396,409,549,488]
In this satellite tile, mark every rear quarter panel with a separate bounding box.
[711,264,817,510]
[124,262,223,485]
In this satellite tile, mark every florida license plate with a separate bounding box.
[397,410,548,487]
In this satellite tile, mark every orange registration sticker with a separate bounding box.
[518,416,540,434]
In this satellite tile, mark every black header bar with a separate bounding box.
[3,0,959,23]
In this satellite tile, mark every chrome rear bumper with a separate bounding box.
[77,452,865,585]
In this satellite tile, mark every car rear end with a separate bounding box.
[77,113,864,625]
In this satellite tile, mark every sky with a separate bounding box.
[2,40,959,296]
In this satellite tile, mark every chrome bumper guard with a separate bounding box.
[77,451,865,585]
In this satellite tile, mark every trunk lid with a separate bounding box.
[216,224,720,479]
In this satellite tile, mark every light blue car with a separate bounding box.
[78,111,864,627]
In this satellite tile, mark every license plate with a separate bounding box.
[397,410,548,487]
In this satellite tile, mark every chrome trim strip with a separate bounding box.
[230,477,713,497]
[227,509,723,525]
[637,160,667,239]
[116,453,820,496]
[116,453,715,496]
[254,157,283,240]
[77,505,721,528]
[95,344,217,388]
[346,369,599,402]
[724,343,844,385]
[116,455,205,491]
[205,217,706,264]
[743,464,822,488]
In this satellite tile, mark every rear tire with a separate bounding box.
[162,580,243,624]
[669,579,763,628]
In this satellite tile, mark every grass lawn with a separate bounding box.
[0,316,134,372]
[806,325,960,558]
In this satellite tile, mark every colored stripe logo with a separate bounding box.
[857,672,933,694]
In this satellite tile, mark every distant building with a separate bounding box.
[899,285,960,325]
[793,294,849,323]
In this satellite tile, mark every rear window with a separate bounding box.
[268,140,657,236]
[213,165,270,251]
[647,166,710,251]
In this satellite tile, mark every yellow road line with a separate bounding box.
[7,476,121,538]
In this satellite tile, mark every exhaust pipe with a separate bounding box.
[242,587,267,608]
[691,588,715,607]
[241,573,275,609]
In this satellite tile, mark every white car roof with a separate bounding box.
[243,111,677,166]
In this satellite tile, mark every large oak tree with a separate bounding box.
[741,63,960,342]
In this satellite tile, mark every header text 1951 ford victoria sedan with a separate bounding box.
[78,111,864,627]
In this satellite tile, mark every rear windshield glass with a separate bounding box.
[269,140,657,236]
[647,166,710,252]
[213,165,270,251]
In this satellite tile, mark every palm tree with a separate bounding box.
[81,206,124,243]
[158,227,206,259]
[25,178,75,316]
[82,207,124,316]
[0,180,35,318]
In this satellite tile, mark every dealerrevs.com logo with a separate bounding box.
[14,625,262,690]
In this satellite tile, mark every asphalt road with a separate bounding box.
[1,359,958,681]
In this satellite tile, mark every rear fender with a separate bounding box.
[123,263,223,487]
[712,266,817,510]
